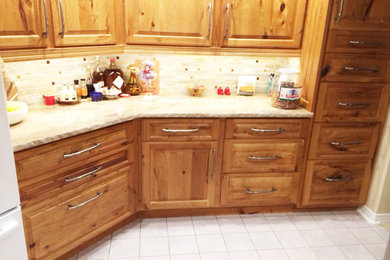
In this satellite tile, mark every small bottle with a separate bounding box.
[68,85,77,101]
[74,79,81,99]
[80,78,88,99]
[60,84,68,101]
[104,58,124,90]
[92,56,105,84]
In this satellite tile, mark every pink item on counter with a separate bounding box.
[44,95,55,106]
[217,87,224,95]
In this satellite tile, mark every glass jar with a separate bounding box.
[270,69,301,109]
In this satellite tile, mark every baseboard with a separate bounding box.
[358,206,390,224]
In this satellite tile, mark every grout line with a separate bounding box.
[240,214,263,260]
[190,215,201,258]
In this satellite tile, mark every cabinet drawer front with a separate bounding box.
[315,83,389,122]
[326,30,390,54]
[302,160,371,206]
[322,54,390,82]
[224,140,304,173]
[25,171,130,259]
[142,119,219,141]
[309,123,379,159]
[225,119,309,139]
[221,174,296,206]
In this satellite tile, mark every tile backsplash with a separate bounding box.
[4,53,299,105]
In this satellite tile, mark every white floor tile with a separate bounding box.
[192,216,221,234]
[289,215,321,230]
[140,256,170,260]
[222,233,254,251]
[365,243,387,260]
[339,245,375,260]
[311,246,347,260]
[112,220,140,239]
[170,254,201,260]
[372,225,390,241]
[263,213,288,217]
[285,247,319,260]
[266,216,297,231]
[140,237,169,257]
[274,230,308,248]
[335,213,370,228]
[109,238,140,259]
[78,239,111,260]
[324,228,360,246]
[169,235,199,255]
[257,249,289,260]
[300,230,334,247]
[287,212,311,216]
[196,233,227,253]
[240,214,272,232]
[217,215,247,233]
[311,214,344,229]
[200,252,230,260]
[229,250,260,260]
[167,217,195,236]
[141,218,168,238]
[249,231,282,250]
[349,227,386,244]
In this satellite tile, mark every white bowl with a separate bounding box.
[7,101,28,125]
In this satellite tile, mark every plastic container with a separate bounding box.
[90,92,103,102]
[270,69,301,109]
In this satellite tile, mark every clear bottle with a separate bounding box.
[80,78,88,99]
[74,79,81,99]
[103,58,124,90]
[92,56,105,84]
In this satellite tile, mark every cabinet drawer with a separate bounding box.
[315,83,390,122]
[301,160,371,206]
[142,119,219,141]
[15,123,132,182]
[221,173,297,206]
[309,123,379,159]
[322,54,390,82]
[225,119,309,139]
[223,140,304,173]
[326,30,390,54]
[24,170,130,260]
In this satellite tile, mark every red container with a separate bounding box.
[44,95,55,106]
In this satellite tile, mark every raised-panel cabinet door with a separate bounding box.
[330,0,390,31]
[0,0,49,49]
[125,0,213,46]
[221,0,307,48]
[50,0,117,47]
[142,142,218,209]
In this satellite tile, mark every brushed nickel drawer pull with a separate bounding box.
[58,0,65,38]
[224,3,230,40]
[67,191,104,210]
[211,147,216,180]
[349,40,383,47]
[42,0,49,38]
[246,187,277,194]
[64,166,102,182]
[251,127,285,133]
[338,102,371,107]
[207,2,212,40]
[162,128,199,133]
[248,155,281,160]
[63,143,102,158]
[344,66,379,73]
[330,141,362,146]
[324,176,355,182]
[334,0,344,23]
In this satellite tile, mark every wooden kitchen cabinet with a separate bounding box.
[220,0,307,48]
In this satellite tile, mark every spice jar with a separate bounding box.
[270,69,301,109]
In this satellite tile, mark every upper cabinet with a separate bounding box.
[220,0,307,48]
[50,0,117,46]
[330,0,390,31]
[0,0,49,50]
[124,0,213,46]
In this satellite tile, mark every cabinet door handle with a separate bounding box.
[324,175,355,182]
[58,0,65,38]
[42,0,49,38]
[162,128,199,133]
[211,147,216,180]
[63,143,102,158]
[246,187,277,194]
[207,2,212,40]
[67,191,104,210]
[64,166,102,182]
[338,102,370,107]
[334,0,344,23]
[330,141,362,146]
[224,3,230,40]
[349,40,383,47]
[248,155,281,160]
[251,127,285,133]
[344,66,379,73]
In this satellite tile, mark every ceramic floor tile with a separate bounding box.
[266,216,297,231]
[140,237,169,257]
[109,238,140,259]
[229,250,260,260]
[324,228,360,246]
[169,235,199,255]
[349,227,386,244]
[249,231,282,250]
[285,247,319,260]
[339,245,375,260]
[365,243,387,260]
[257,249,289,260]
[140,218,168,238]
[335,213,370,228]
[170,254,201,260]
[196,233,227,253]
[372,225,390,241]
[167,217,195,236]
[192,216,221,235]
[222,233,254,251]
[139,256,170,260]
[112,220,141,240]
[217,215,247,233]
[274,230,308,248]
[311,246,347,260]
[286,212,311,216]
[78,239,111,260]
[200,252,230,260]
[289,215,322,230]
[240,214,272,232]
[263,213,288,218]
[311,214,344,229]
[300,230,334,247]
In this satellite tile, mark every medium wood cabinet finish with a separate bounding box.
[220,0,307,48]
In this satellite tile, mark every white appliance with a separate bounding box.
[0,73,28,259]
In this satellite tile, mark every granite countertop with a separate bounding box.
[10,94,313,152]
